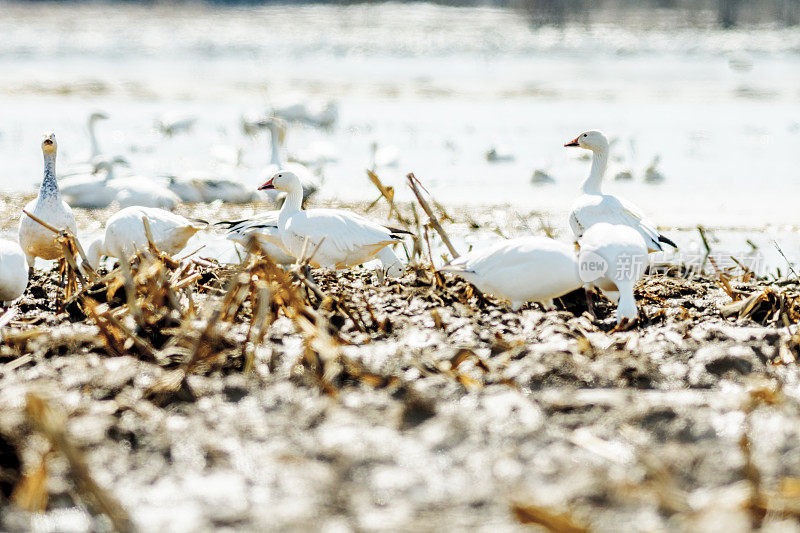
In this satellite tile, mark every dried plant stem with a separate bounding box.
[406,173,459,259]
[24,393,133,533]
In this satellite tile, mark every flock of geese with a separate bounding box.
[0,121,677,327]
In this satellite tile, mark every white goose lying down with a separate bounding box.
[85,206,204,269]
[565,130,676,252]
[258,171,406,276]
[578,222,648,325]
[440,237,582,310]
[216,212,296,266]
[0,239,28,305]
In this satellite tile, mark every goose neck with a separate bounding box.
[40,152,61,201]
[268,126,282,166]
[88,120,100,158]
[582,146,608,195]
[278,183,304,223]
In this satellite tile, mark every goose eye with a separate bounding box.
[583,134,588,138]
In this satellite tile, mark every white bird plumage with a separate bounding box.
[19,133,78,274]
[439,236,582,310]
[259,171,405,276]
[578,222,648,324]
[86,206,204,269]
[218,212,297,266]
[0,239,29,304]
[565,130,676,252]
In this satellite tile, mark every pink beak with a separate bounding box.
[564,136,580,147]
[258,178,275,190]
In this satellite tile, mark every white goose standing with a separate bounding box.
[578,222,648,325]
[0,239,28,304]
[440,237,582,310]
[86,206,204,269]
[19,133,78,274]
[259,171,406,276]
[565,130,676,252]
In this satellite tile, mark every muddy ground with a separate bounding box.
[2,196,800,532]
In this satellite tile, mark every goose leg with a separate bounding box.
[585,286,596,319]
[26,253,35,278]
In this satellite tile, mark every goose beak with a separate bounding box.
[258,178,275,191]
[564,136,580,147]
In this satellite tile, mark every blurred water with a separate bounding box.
[0,2,799,230]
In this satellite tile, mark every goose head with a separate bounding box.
[564,130,608,152]
[259,170,300,192]
[41,132,57,155]
[89,112,109,123]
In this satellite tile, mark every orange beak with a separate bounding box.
[258,177,275,190]
[564,136,580,147]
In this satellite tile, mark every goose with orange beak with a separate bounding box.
[259,170,406,277]
[18,133,78,275]
[565,130,676,252]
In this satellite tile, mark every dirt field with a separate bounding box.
[2,196,800,532]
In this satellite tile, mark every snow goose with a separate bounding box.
[156,112,196,137]
[19,133,78,274]
[273,100,338,129]
[259,171,406,276]
[86,206,204,268]
[439,237,582,310]
[578,222,648,325]
[485,145,515,163]
[166,173,257,204]
[217,213,296,266]
[60,156,129,209]
[565,130,676,252]
[0,239,28,304]
[369,141,400,171]
[643,155,666,184]
[87,111,109,160]
[260,118,319,202]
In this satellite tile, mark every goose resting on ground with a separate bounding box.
[565,130,676,252]
[217,213,297,266]
[86,206,204,269]
[0,239,28,304]
[19,133,78,274]
[439,237,582,310]
[60,156,129,208]
[578,222,648,326]
[258,171,406,276]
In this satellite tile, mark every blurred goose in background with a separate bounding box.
[19,133,78,274]
[273,99,338,129]
[369,141,400,170]
[485,145,515,163]
[530,169,555,185]
[217,212,296,266]
[86,206,204,268]
[157,112,196,137]
[165,173,257,204]
[440,237,582,310]
[259,171,406,276]
[643,155,666,184]
[60,156,129,208]
[260,118,319,202]
[0,239,28,304]
[87,111,109,160]
[579,222,648,325]
[565,130,676,252]
[112,177,181,210]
